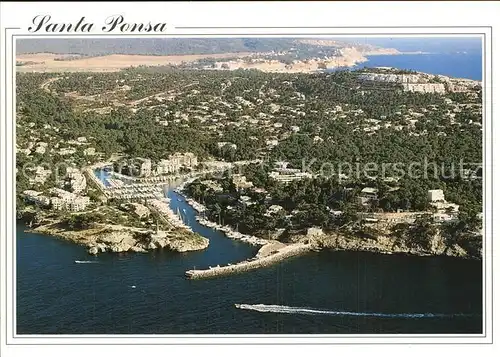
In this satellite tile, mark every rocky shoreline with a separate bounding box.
[303,230,481,260]
[173,184,482,280]
[27,222,209,255]
[184,230,481,280]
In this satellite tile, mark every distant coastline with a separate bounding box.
[349,52,482,80]
[15,46,418,74]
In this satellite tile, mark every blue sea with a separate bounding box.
[16,189,482,335]
[16,41,484,334]
[328,37,483,80]
[352,53,482,80]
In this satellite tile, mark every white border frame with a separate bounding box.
[0,1,497,351]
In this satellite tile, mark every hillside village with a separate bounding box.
[16,64,483,259]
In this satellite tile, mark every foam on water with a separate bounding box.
[74,260,98,264]
[235,304,475,319]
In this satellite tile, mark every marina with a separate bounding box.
[14,34,485,336]
[195,217,267,246]
[17,208,482,334]
[148,198,191,231]
[174,191,269,246]
[89,161,271,250]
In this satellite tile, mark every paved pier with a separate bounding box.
[185,243,311,279]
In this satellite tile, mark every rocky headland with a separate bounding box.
[28,222,209,255]
[294,228,482,260]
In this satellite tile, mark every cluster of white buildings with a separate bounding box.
[135,158,152,177]
[83,147,96,156]
[23,190,51,207]
[155,152,198,176]
[49,188,91,212]
[28,166,52,185]
[23,188,91,212]
[66,167,87,193]
[402,83,446,94]
[359,73,421,83]
[66,137,88,146]
[268,161,313,183]
[232,174,254,190]
[217,142,238,150]
[59,147,77,156]
[269,171,313,183]
[358,71,480,95]
[113,154,197,178]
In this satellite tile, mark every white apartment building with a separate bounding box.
[59,148,76,156]
[155,153,198,175]
[69,196,91,212]
[269,171,313,183]
[138,158,152,177]
[428,189,445,202]
[23,190,50,207]
[170,152,198,167]
[29,166,52,185]
[83,147,96,156]
[66,168,87,193]
[49,188,90,211]
[51,197,65,210]
[232,174,254,190]
[156,159,180,175]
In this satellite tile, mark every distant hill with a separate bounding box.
[16,38,311,56]
[15,38,369,56]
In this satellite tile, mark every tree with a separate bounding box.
[407,215,437,250]
[317,62,327,70]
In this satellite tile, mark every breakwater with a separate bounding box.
[185,243,311,279]
[17,221,482,334]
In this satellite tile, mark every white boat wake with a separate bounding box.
[74,260,98,264]
[235,304,475,319]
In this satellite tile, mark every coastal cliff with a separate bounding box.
[299,229,481,260]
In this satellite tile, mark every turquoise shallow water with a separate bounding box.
[16,190,482,334]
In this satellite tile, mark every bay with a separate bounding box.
[16,190,482,334]
[354,53,482,80]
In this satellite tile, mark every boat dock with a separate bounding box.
[147,198,192,231]
[195,217,267,246]
[185,243,311,279]
[106,185,165,200]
